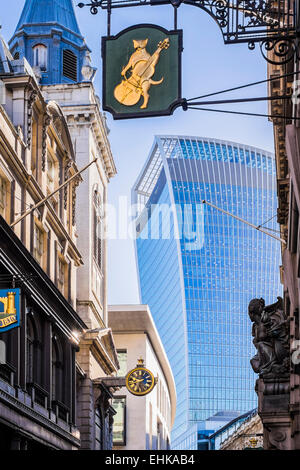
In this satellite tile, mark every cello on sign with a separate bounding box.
[114,38,170,109]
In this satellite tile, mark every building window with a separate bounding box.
[26,316,35,384]
[57,257,65,294]
[112,397,126,446]
[33,44,47,71]
[63,49,77,82]
[93,191,103,270]
[95,408,103,450]
[116,350,127,377]
[51,334,64,403]
[0,176,7,217]
[33,225,44,265]
[26,313,43,386]
[13,51,20,60]
[47,153,55,191]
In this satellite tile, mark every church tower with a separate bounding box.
[11,0,118,450]
[9,0,93,85]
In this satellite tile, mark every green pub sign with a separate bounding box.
[102,24,182,119]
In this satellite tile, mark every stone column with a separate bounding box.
[256,377,292,449]
[248,297,292,449]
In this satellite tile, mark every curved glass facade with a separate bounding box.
[132,136,282,447]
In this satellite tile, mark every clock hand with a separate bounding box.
[130,377,145,383]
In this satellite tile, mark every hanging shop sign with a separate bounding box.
[125,358,157,396]
[102,24,183,119]
[0,289,20,332]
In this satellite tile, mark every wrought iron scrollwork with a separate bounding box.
[78,0,102,14]
[192,0,229,28]
[90,0,102,14]
[248,37,298,65]
[77,0,297,63]
[239,0,279,29]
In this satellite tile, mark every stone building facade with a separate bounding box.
[0,35,86,450]
[220,413,263,450]
[250,0,300,450]
[9,0,119,449]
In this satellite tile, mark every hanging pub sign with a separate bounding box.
[0,289,20,332]
[102,24,183,119]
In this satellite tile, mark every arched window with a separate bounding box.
[33,44,47,71]
[26,313,42,385]
[52,334,64,403]
[13,51,20,60]
[62,49,77,82]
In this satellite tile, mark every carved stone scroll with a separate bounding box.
[42,112,51,171]
[27,89,38,148]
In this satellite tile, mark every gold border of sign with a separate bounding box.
[125,366,156,396]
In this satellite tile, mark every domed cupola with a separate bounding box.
[9,0,95,85]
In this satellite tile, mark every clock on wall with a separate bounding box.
[125,358,157,396]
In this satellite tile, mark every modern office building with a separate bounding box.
[132,135,282,448]
[108,305,176,450]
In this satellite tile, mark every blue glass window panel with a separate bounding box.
[228,146,234,162]
[192,140,200,159]
[221,145,228,162]
[204,141,211,160]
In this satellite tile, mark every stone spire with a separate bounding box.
[9,0,94,85]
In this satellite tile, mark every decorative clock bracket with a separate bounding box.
[94,357,158,396]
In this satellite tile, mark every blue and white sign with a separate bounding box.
[0,289,20,332]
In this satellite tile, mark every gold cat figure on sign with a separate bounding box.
[114,37,170,109]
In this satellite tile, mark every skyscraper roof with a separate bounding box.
[15,0,81,36]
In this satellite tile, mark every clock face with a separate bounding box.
[125,367,155,396]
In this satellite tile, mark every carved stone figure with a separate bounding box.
[248,297,289,378]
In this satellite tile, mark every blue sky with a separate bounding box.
[3,0,275,304]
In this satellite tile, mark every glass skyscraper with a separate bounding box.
[132,136,282,449]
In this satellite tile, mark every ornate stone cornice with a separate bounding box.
[79,328,119,376]
[63,106,117,179]
[76,300,106,328]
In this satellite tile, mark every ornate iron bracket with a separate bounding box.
[78,0,298,64]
